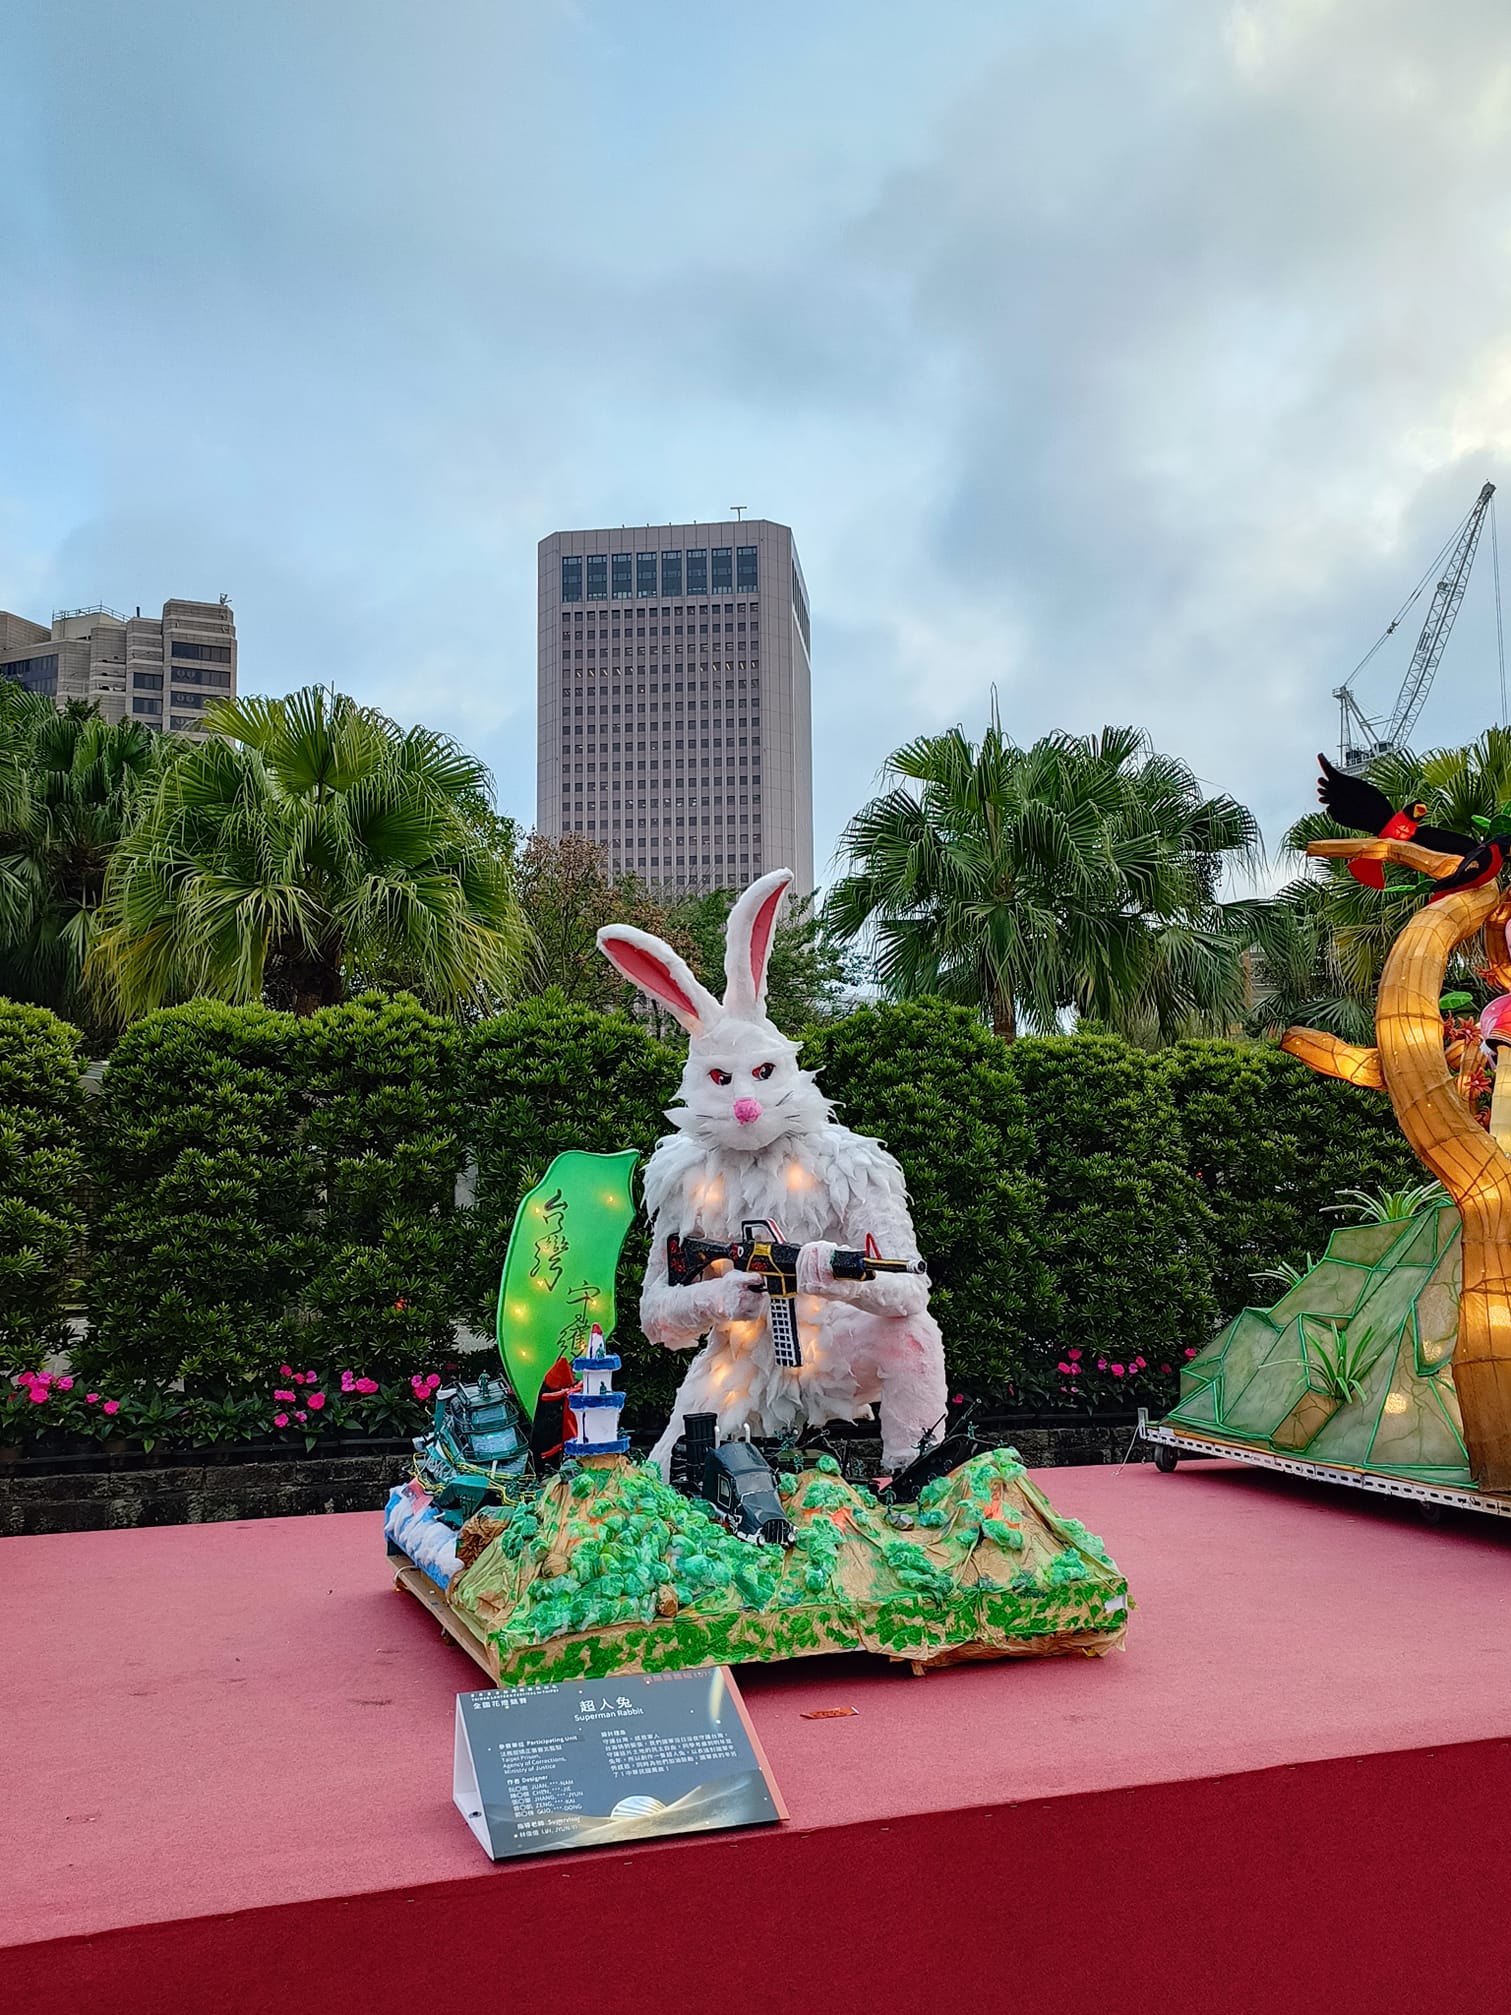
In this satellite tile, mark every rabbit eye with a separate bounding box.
[709,1068,732,1085]
[753,1062,776,1081]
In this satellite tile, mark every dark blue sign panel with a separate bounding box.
[453,1665,784,1861]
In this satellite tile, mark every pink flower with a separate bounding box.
[340,1372,355,1393]
[295,1410,307,1424]
[1110,1363,1125,1377]
[302,1371,317,1385]
[273,1389,295,1402]
[1133,1356,1146,1370]
[273,1412,289,1428]
[1159,1364,1172,1376]
[28,1387,48,1404]
[355,1377,379,1395]
[280,1365,292,1378]
[57,1376,73,1391]
[86,1392,100,1404]
[102,1400,119,1416]
[307,1392,325,1411]
[1056,1362,1073,1376]
[426,1373,441,1392]
[1097,1359,1108,1371]
[1067,1348,1082,1361]
[1183,1348,1198,1361]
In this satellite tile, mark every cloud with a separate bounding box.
[2,0,1510,890]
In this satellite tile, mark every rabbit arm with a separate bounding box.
[797,1240,931,1319]
[795,1166,931,1320]
[640,1233,764,1348]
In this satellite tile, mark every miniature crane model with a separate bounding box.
[1333,481,1499,775]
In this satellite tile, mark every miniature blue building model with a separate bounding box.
[563,1323,630,1457]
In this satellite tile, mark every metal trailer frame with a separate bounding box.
[1135,1408,1511,1522]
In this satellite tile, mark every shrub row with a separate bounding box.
[1,993,1423,1412]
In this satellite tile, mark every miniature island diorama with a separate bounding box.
[1145,758,1511,1512]
[387,871,1130,1682]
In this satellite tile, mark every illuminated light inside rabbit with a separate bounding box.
[597,869,948,1475]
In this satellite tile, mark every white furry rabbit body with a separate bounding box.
[598,870,947,1476]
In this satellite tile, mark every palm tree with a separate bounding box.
[1248,727,1511,1038]
[825,721,1259,1042]
[0,692,162,1032]
[90,687,526,1019]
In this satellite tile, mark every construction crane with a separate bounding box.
[1335,480,1500,774]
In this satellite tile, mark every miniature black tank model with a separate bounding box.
[413,1369,530,1528]
[680,1412,793,1547]
[877,1399,1006,1507]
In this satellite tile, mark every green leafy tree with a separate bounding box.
[826,721,1259,1043]
[800,999,1056,1388]
[0,693,161,1035]
[90,687,526,1020]
[1250,727,1511,1039]
[0,999,86,1370]
[514,831,685,1013]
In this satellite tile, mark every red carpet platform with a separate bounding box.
[5,1460,1511,2015]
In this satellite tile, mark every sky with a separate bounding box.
[4,0,1511,890]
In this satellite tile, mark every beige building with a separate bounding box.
[537,519,814,894]
[0,598,237,735]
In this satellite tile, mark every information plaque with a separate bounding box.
[453,1664,786,1861]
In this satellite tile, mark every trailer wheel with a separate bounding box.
[1152,1444,1179,1474]
[1417,1501,1443,1526]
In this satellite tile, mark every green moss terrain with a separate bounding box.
[445,1448,1129,1684]
[1164,1202,1472,1485]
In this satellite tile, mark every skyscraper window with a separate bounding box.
[587,555,608,599]
[736,546,758,591]
[612,554,633,599]
[636,553,658,598]
[561,556,583,602]
[686,549,708,595]
[660,550,683,596]
[711,548,733,592]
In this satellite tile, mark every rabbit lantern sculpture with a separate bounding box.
[597,869,948,1476]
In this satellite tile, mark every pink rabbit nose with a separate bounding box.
[733,1097,763,1124]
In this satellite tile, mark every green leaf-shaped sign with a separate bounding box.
[495,1148,640,1421]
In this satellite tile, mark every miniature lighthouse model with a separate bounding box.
[564,1323,630,1458]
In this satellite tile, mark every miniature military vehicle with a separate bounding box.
[679,1412,793,1547]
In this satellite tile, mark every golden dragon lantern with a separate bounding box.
[1281,834,1511,1490]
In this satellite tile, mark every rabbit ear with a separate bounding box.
[597,925,721,1036]
[723,869,794,1017]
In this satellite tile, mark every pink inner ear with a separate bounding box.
[748,885,783,995]
[605,937,699,1019]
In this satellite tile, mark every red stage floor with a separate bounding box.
[5,1461,1511,2014]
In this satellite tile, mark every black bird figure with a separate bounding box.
[1427,835,1511,904]
[1314,754,1475,890]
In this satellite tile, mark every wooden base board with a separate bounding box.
[388,1550,497,1683]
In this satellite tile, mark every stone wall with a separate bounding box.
[0,1424,1151,1538]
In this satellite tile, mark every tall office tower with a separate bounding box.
[537,519,814,895]
[0,598,237,736]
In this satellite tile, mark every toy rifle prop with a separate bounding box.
[665,1218,927,1369]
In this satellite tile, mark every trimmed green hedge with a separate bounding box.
[303,993,464,1377]
[1006,1036,1219,1400]
[0,1000,85,1370]
[78,1000,312,1386]
[801,1000,1057,1386]
[0,986,1449,1416]
[1160,1039,1422,1319]
[463,994,683,1409]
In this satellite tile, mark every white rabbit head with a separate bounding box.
[597,869,832,1154]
